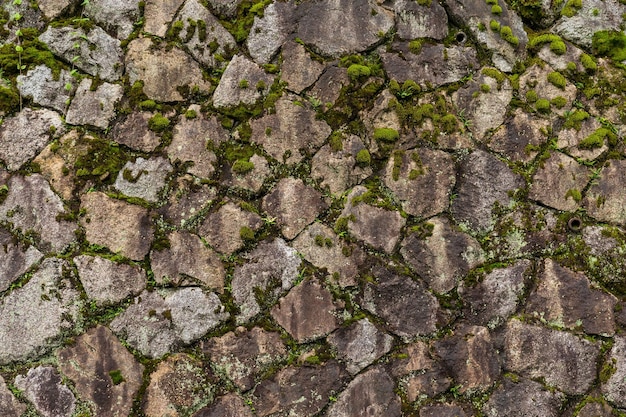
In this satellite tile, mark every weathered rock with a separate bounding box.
[0,175,76,253]
[420,404,468,417]
[326,367,401,417]
[393,0,448,40]
[529,151,590,212]
[203,327,287,391]
[193,393,254,417]
[143,353,215,417]
[126,38,212,102]
[262,177,328,240]
[483,376,564,417]
[281,41,325,93]
[80,192,153,260]
[74,255,146,306]
[113,156,172,203]
[574,400,617,417]
[3,1,45,32]
[0,258,79,364]
[37,0,71,19]
[66,79,124,129]
[199,202,263,255]
[151,231,225,290]
[459,260,530,328]
[161,179,217,228]
[383,148,456,218]
[504,319,600,394]
[557,116,606,161]
[406,369,452,402]
[17,65,73,112]
[601,336,626,408]
[253,360,349,417]
[340,186,406,254]
[434,325,500,393]
[221,153,271,192]
[537,40,586,72]
[553,0,626,49]
[297,0,394,57]
[32,130,81,200]
[308,66,350,107]
[362,267,441,340]
[57,325,144,417]
[0,228,43,292]
[0,108,65,171]
[110,288,229,358]
[212,55,272,108]
[206,0,243,18]
[518,64,577,117]
[400,217,484,293]
[251,97,332,164]
[84,0,140,40]
[232,238,302,323]
[271,278,340,342]
[144,0,185,37]
[247,1,298,64]
[0,375,25,417]
[488,109,550,163]
[584,159,626,225]
[111,112,161,152]
[15,366,75,417]
[328,318,393,375]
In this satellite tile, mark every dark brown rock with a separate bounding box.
[161,178,217,228]
[488,109,549,163]
[405,369,452,401]
[574,399,618,417]
[0,227,42,292]
[199,202,263,255]
[584,159,626,225]
[483,376,563,416]
[193,393,254,417]
[308,66,350,108]
[111,112,161,152]
[419,404,468,417]
[14,366,75,417]
[0,375,25,417]
[281,41,325,93]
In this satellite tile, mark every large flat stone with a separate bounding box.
[281,41,325,93]
[17,65,74,112]
[212,55,272,108]
[114,156,172,203]
[193,393,254,417]
[393,0,448,40]
[84,0,140,40]
[111,112,161,152]
[15,366,75,417]
[0,227,43,292]
[66,79,124,129]
[584,159,626,225]
[483,376,564,417]
[199,202,263,255]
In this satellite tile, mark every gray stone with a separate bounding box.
[328,318,393,375]
[203,327,288,391]
[75,255,146,306]
[193,394,253,417]
[151,231,225,291]
[518,64,577,117]
[161,179,217,228]
[557,116,606,161]
[0,175,76,253]
[504,319,600,395]
[308,66,350,108]
[554,0,626,49]
[271,278,340,342]
[451,149,525,232]
[221,153,271,192]
[113,156,173,203]
[84,0,140,40]
[537,40,586,72]
[483,376,564,417]
[400,217,484,293]
[199,202,263,255]
[0,108,65,171]
[574,401,616,417]
[0,258,79,364]
[420,404,468,417]
[17,65,73,112]
[39,26,124,81]
[246,1,297,64]
[212,55,273,108]
[110,288,228,358]
[125,37,212,102]
[297,0,394,58]
[66,79,124,129]
[601,336,626,408]
[143,0,185,37]
[2,1,45,34]
[251,97,331,164]
[206,0,243,18]
[0,375,25,417]
[80,192,153,260]
[111,112,161,152]
[0,227,43,292]
[393,0,448,40]
[281,41,325,93]
[584,159,626,225]
[383,148,456,218]
[15,366,75,417]
[37,0,71,19]
[57,325,144,417]
[262,177,328,240]
[488,109,550,163]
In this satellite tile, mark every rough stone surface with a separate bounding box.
[281,41,325,93]
[212,55,272,108]
[161,179,217,228]
[557,116,606,161]
[37,0,71,19]
[308,66,350,107]
[393,0,448,40]
[57,325,144,417]
[221,153,271,192]
[15,366,75,417]
[66,79,124,129]
[84,0,140,40]
[518,64,577,117]
[144,0,185,37]
[193,393,254,417]
[584,159,626,225]
[601,336,626,408]
[0,375,26,417]
[246,1,297,64]
[553,0,626,49]
[111,112,161,152]
[483,376,564,417]
[199,202,263,255]
[0,227,43,292]
[113,156,172,203]
[17,65,73,112]
[80,192,153,260]
[488,109,549,163]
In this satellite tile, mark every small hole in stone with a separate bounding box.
[568,217,583,232]
[455,32,467,43]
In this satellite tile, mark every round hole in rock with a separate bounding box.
[568,217,583,232]
[455,32,467,43]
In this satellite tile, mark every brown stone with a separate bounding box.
[193,393,254,417]
[308,66,350,107]
[212,55,273,108]
[489,109,549,163]
[221,153,271,193]
[419,404,468,417]
[584,159,626,225]
[281,41,325,93]
[161,178,217,228]
[199,202,263,255]
[14,366,75,417]
[143,0,185,37]
[483,376,564,417]
[0,227,42,292]
[518,64,577,117]
[110,112,161,152]
[601,336,626,408]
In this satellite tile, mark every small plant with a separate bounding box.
[480,83,491,93]
[184,109,197,119]
[489,19,500,31]
[238,79,249,89]
[232,159,255,174]
[347,64,371,81]
[329,131,343,152]
[477,22,486,31]
[355,149,371,167]
[491,4,503,14]
[547,71,567,89]
[108,370,125,385]
[525,90,538,102]
[148,113,170,132]
[535,98,551,113]
[550,96,567,108]
[561,0,582,17]
[563,109,590,130]
[139,99,157,110]
[239,226,255,241]
[565,188,582,202]
[373,127,400,143]
[409,39,424,54]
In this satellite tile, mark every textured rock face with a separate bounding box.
[601,336,626,408]
[114,156,172,203]
[112,112,161,152]
[0,375,25,417]
[584,159,626,225]
[17,65,73,112]
[199,202,262,254]
[15,366,76,417]
[483,376,564,416]
[213,55,272,108]
[74,255,146,305]
[84,0,140,40]
[0,228,42,292]
[66,79,124,129]
[393,0,449,40]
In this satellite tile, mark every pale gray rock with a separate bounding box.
[0,375,25,417]
[554,0,626,49]
[66,79,124,129]
[212,55,272,108]
[281,41,325,93]
[111,112,161,152]
[114,156,173,203]
[15,366,75,417]
[537,40,586,72]
[17,65,73,112]
[199,202,263,255]
[206,0,243,18]
[143,0,185,37]
[84,0,140,40]
[393,0,448,40]
[0,228,43,292]
[483,376,564,417]
[37,0,71,19]
[601,336,626,408]
[246,1,297,64]
[584,159,626,225]
[221,153,271,192]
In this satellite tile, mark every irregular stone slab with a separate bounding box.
[574,400,616,417]
[39,26,124,81]
[221,153,271,193]
[504,319,600,395]
[584,159,626,225]
[0,108,65,171]
[31,130,81,201]
[601,336,626,408]
[340,186,406,254]
[0,175,76,253]
[557,116,606,161]
[451,149,524,232]
[80,192,153,260]
[17,65,73,112]
[212,55,272,108]
[326,367,401,417]
[271,278,340,342]
[66,79,124,129]
[253,361,349,417]
[537,39,586,72]
[488,109,549,163]
[0,228,43,292]
[161,179,217,228]
[232,238,302,324]
[199,202,263,255]
[84,0,140,40]
[110,288,229,358]
[143,353,215,417]
[251,97,331,164]
[15,366,75,417]
[0,258,79,364]
[309,66,350,107]
[193,393,254,417]
[328,318,393,375]
[126,38,212,102]
[151,231,225,290]
[144,0,185,37]
[483,376,564,417]
[554,0,626,49]
[262,177,328,240]
[383,148,456,218]
[111,112,161,152]
[393,0,448,40]
[57,325,144,417]
[247,1,297,64]
[529,152,590,212]
[114,156,173,203]
[400,217,484,293]
[0,375,26,417]
[434,325,500,393]
[526,259,616,336]
[74,255,146,306]
[281,41,324,93]
[203,327,288,391]
[362,266,441,340]
[37,0,71,19]
[459,260,530,328]
[420,404,468,417]
[297,0,394,57]
[206,0,243,18]
[518,64,577,117]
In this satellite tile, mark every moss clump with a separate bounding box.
[139,99,157,110]
[535,98,551,113]
[109,370,125,385]
[500,26,519,46]
[528,33,562,50]
[482,67,506,86]
[347,64,371,81]
[480,83,491,93]
[355,149,371,167]
[184,109,197,119]
[74,137,130,185]
[561,0,582,17]
[439,114,458,133]
[222,0,273,43]
[489,19,501,31]
[592,30,626,62]
[232,159,255,174]
[563,109,590,130]
[550,39,567,55]
[550,96,567,108]
[579,128,614,149]
[417,0,433,5]
[525,90,538,102]
[148,113,171,133]
[565,188,582,202]
[0,86,19,113]
[239,226,255,241]
[373,127,399,143]
[600,359,617,383]
[477,22,487,31]
[547,71,567,89]
[329,131,343,152]
[580,53,597,72]
[409,39,424,54]
[491,4,503,14]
